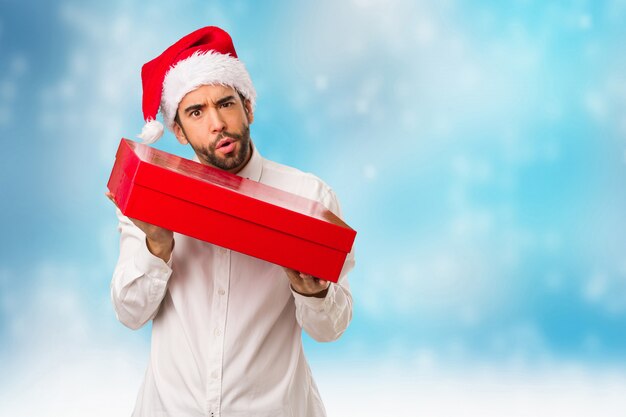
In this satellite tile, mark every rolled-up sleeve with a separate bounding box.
[110,209,173,330]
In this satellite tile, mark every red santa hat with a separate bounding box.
[138,26,256,144]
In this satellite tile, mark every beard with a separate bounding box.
[192,124,251,172]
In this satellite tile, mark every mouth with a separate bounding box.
[216,137,237,154]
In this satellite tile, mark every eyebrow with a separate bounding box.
[182,103,205,115]
[215,95,237,106]
[182,95,237,115]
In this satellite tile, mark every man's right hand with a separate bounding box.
[106,191,174,262]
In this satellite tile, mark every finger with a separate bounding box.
[106,192,123,211]
[283,267,297,278]
[299,273,322,283]
[283,268,302,284]
[105,191,116,204]
[299,274,329,288]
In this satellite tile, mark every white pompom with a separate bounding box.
[137,119,164,144]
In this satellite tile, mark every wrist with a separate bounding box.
[146,236,174,262]
[291,284,330,299]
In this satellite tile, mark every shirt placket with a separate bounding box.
[206,246,231,417]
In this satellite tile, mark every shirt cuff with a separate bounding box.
[291,283,336,313]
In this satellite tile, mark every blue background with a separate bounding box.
[1,0,625,415]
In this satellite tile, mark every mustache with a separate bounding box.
[217,130,244,141]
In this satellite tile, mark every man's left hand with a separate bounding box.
[284,268,330,298]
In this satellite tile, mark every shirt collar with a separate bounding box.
[235,140,262,181]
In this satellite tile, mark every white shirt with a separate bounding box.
[111,143,354,417]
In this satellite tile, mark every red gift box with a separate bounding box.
[107,139,356,282]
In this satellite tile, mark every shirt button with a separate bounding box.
[211,370,219,379]
[214,328,221,336]
[218,289,225,295]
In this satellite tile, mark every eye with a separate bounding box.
[190,109,201,117]
[220,101,235,109]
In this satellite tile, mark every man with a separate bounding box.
[107,26,354,417]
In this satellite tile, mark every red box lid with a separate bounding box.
[109,139,356,253]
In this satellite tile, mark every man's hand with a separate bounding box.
[106,191,174,262]
[284,268,330,298]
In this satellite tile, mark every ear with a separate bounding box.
[243,99,254,124]
[173,120,188,145]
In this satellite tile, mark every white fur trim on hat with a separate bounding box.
[138,118,165,144]
[160,51,256,131]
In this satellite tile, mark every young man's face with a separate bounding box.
[173,84,254,173]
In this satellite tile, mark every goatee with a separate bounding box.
[195,124,251,172]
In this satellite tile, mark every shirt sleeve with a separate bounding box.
[110,208,173,330]
[291,187,355,342]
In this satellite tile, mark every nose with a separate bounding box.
[207,108,226,133]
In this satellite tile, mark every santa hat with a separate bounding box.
[138,26,256,144]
